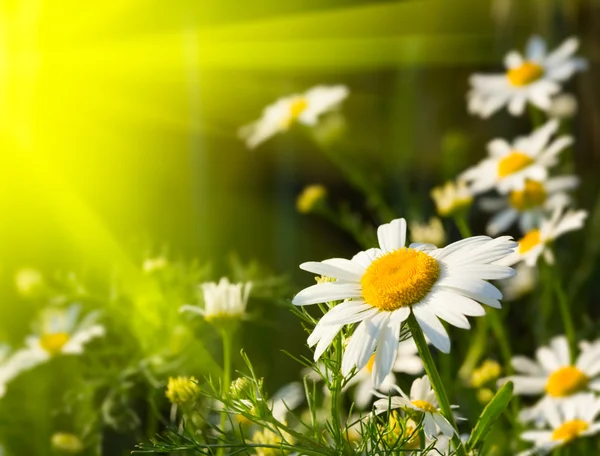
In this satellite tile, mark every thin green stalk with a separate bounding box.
[528,104,545,128]
[218,327,232,456]
[330,333,344,444]
[548,259,576,361]
[454,215,471,239]
[407,314,467,456]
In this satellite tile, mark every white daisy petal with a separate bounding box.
[412,306,450,353]
[377,218,407,251]
[292,282,362,305]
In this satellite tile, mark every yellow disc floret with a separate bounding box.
[361,248,440,311]
[507,62,544,86]
[165,376,200,406]
[281,97,308,129]
[498,151,534,178]
[551,419,589,442]
[40,332,70,355]
[518,229,542,254]
[411,400,437,413]
[509,180,547,211]
[545,366,589,398]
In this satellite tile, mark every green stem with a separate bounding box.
[330,333,344,444]
[407,314,467,456]
[218,328,232,456]
[549,260,576,362]
[453,215,471,239]
[458,318,488,380]
[528,104,545,128]
[486,312,513,375]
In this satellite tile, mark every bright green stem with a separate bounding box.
[330,333,344,443]
[454,215,471,239]
[218,328,232,456]
[407,314,467,456]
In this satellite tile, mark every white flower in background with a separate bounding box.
[500,335,600,425]
[518,393,600,455]
[409,217,446,247]
[181,278,252,321]
[460,120,572,195]
[347,338,424,409]
[142,257,168,273]
[502,206,587,266]
[480,175,579,235]
[548,93,578,119]
[271,382,304,422]
[468,36,586,118]
[430,180,473,218]
[499,263,537,301]
[292,218,515,387]
[374,375,455,438]
[239,85,349,149]
[15,268,44,296]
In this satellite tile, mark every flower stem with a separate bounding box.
[330,333,344,444]
[407,314,467,456]
[548,260,577,361]
[219,328,232,456]
[454,215,472,239]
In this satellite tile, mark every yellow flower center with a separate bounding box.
[366,354,376,373]
[280,97,308,129]
[507,61,544,86]
[498,151,534,178]
[411,400,437,413]
[551,419,589,442]
[545,366,589,398]
[40,332,69,355]
[509,180,547,211]
[361,248,440,311]
[518,229,541,254]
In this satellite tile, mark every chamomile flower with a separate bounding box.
[460,120,572,195]
[518,393,600,455]
[374,375,455,438]
[239,85,349,149]
[480,175,579,236]
[501,335,600,425]
[346,338,424,409]
[409,217,446,247]
[430,180,473,218]
[293,218,515,387]
[468,36,586,118]
[503,206,587,267]
[181,278,252,322]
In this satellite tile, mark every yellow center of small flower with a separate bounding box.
[551,419,589,442]
[498,151,534,178]
[411,400,437,413]
[545,366,589,398]
[281,98,308,129]
[518,229,542,254]
[40,332,69,355]
[366,354,376,373]
[509,180,547,211]
[361,248,440,311]
[507,62,544,86]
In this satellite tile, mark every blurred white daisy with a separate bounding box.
[430,180,473,218]
[142,257,168,273]
[468,36,586,118]
[346,338,424,409]
[498,263,537,301]
[503,206,587,266]
[548,93,578,119]
[15,268,44,297]
[292,217,515,387]
[374,375,455,438]
[501,335,600,425]
[460,120,572,195]
[480,175,579,236]
[239,85,349,149]
[181,278,252,322]
[518,393,600,455]
[409,217,446,247]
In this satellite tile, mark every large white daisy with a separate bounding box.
[480,175,579,236]
[500,335,600,425]
[239,85,349,149]
[518,393,600,455]
[503,206,587,267]
[292,218,516,387]
[468,36,587,118]
[460,120,572,195]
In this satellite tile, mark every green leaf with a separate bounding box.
[466,381,514,452]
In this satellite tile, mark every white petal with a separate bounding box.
[300,260,363,282]
[412,307,450,353]
[372,319,401,388]
[292,282,362,305]
[377,218,407,252]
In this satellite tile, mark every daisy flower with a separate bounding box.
[460,120,572,195]
[409,217,446,247]
[346,338,424,409]
[503,206,587,267]
[374,375,455,438]
[430,180,473,218]
[500,335,600,425]
[518,393,600,455]
[181,278,252,322]
[239,85,349,149]
[480,175,579,236]
[14,268,44,297]
[468,36,586,118]
[292,217,516,387]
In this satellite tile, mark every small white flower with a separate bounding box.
[548,93,578,119]
[430,180,473,218]
[239,85,349,148]
[500,335,600,425]
[271,382,304,422]
[518,393,600,455]
[409,217,446,247]
[498,263,537,301]
[346,338,425,409]
[503,206,587,267]
[468,36,586,118]
[142,257,167,273]
[293,218,515,387]
[461,120,572,195]
[15,268,44,296]
[480,175,579,236]
[374,375,456,438]
[181,278,252,321]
